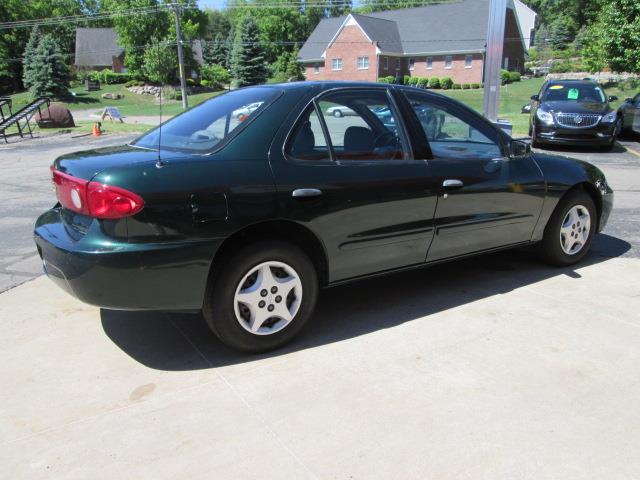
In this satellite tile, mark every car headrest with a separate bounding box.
[290,121,315,158]
[344,126,374,154]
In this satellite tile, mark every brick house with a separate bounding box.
[298,0,535,84]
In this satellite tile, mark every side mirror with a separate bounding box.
[608,95,618,102]
[510,139,531,158]
[521,104,531,114]
[530,94,540,101]
[625,97,633,103]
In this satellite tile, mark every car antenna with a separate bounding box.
[155,3,164,169]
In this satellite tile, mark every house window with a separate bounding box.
[314,63,320,74]
[445,55,453,69]
[383,57,389,70]
[503,57,509,69]
[426,57,433,70]
[409,58,415,70]
[357,56,369,70]
[332,58,343,71]
[395,58,401,70]
[465,55,473,68]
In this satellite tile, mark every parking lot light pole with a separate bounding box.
[483,0,507,123]
[171,3,189,109]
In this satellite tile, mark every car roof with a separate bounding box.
[545,79,599,87]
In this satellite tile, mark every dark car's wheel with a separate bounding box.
[539,190,596,266]
[531,125,542,149]
[203,240,318,352]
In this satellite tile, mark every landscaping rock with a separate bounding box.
[34,103,75,128]
[101,93,123,100]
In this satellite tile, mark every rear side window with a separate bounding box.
[133,88,281,153]
[286,106,330,162]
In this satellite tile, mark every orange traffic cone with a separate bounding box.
[92,122,101,137]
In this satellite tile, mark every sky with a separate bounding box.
[198,0,227,9]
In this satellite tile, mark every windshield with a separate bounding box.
[133,87,281,153]
[542,84,606,103]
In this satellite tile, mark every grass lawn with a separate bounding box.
[7,84,225,118]
[3,119,154,138]
[441,77,629,136]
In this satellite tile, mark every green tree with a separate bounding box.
[270,48,304,82]
[142,40,177,84]
[204,32,231,68]
[23,34,69,97]
[230,15,268,87]
[584,0,640,73]
[547,15,578,50]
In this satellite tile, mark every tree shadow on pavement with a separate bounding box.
[101,233,631,371]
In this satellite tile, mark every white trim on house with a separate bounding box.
[444,55,453,69]
[332,58,343,71]
[464,54,473,68]
[357,56,369,70]
[322,14,376,59]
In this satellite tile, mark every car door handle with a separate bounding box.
[442,179,464,190]
[292,188,323,198]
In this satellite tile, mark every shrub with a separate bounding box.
[440,76,453,89]
[428,77,440,89]
[471,82,481,89]
[89,69,131,85]
[500,69,511,84]
[403,75,411,85]
[124,79,144,87]
[418,77,429,89]
[461,83,470,89]
[452,83,462,89]
[408,76,420,86]
[508,71,521,82]
[201,63,230,87]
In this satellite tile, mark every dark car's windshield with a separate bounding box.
[542,84,606,103]
[133,87,281,153]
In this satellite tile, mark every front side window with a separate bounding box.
[426,57,433,69]
[405,92,501,160]
[132,88,280,153]
[409,58,415,70]
[357,56,369,70]
[332,58,343,71]
[465,55,473,68]
[317,90,407,161]
[445,55,453,69]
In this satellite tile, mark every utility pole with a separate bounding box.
[171,3,188,109]
[482,0,506,123]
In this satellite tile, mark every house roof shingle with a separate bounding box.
[75,28,124,67]
[299,0,510,62]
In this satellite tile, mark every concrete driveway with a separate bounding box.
[1,133,640,479]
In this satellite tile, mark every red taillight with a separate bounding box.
[51,168,144,219]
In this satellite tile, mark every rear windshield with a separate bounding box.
[132,87,281,153]
[542,84,606,103]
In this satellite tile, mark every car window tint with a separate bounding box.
[405,92,501,160]
[285,106,330,162]
[317,91,406,161]
[133,89,280,153]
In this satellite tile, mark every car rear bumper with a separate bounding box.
[535,123,616,146]
[34,208,221,311]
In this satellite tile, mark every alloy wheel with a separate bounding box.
[559,204,591,255]
[233,261,303,335]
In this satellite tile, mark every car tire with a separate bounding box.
[333,110,343,118]
[202,240,318,352]
[531,125,542,149]
[539,189,597,267]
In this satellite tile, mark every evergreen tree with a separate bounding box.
[204,32,230,68]
[230,15,268,87]
[22,33,69,97]
[21,26,40,89]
